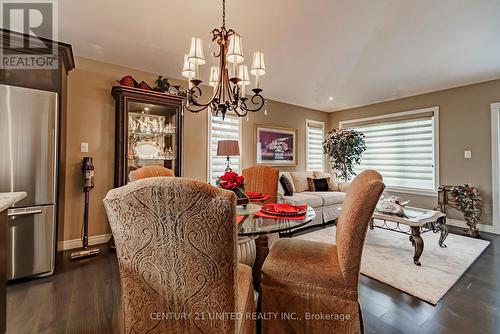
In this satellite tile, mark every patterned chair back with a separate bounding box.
[242,166,279,202]
[104,177,237,333]
[128,165,175,182]
[335,170,385,290]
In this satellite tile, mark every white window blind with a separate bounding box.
[306,120,325,172]
[208,113,241,185]
[351,115,437,192]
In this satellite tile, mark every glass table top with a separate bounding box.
[237,203,316,236]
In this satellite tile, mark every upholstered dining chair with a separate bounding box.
[260,170,385,334]
[242,165,279,203]
[242,165,280,286]
[104,177,255,334]
[128,165,174,182]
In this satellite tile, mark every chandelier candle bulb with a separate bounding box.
[209,65,219,90]
[182,54,196,89]
[238,64,250,97]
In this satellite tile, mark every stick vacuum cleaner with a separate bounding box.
[71,157,100,260]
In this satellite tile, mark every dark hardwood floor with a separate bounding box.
[6,228,500,333]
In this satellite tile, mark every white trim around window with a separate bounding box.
[306,119,325,172]
[339,106,439,196]
[490,103,500,234]
[207,112,242,185]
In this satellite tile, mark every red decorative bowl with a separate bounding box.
[261,204,307,216]
[246,192,264,199]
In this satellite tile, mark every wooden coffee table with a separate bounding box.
[370,207,448,266]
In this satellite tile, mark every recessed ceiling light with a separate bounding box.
[329,97,334,101]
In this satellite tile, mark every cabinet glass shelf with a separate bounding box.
[129,131,176,137]
[127,158,176,161]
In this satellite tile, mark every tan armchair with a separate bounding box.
[104,177,255,334]
[260,170,385,333]
[128,165,174,182]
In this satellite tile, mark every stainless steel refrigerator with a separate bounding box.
[0,84,58,280]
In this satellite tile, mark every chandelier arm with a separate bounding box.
[186,86,214,112]
[233,107,247,117]
[241,93,265,112]
[225,77,236,106]
[184,103,209,113]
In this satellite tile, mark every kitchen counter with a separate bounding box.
[0,192,27,212]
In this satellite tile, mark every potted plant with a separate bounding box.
[216,171,249,206]
[450,184,482,238]
[322,128,366,182]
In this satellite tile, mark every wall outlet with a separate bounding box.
[464,150,472,159]
[80,142,89,153]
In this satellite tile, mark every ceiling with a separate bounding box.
[58,0,500,112]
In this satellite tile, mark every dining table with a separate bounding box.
[236,203,316,267]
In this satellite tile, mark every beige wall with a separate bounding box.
[62,56,328,242]
[329,79,500,226]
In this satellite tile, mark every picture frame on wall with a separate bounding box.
[255,125,297,166]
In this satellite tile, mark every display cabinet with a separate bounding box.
[111,86,184,187]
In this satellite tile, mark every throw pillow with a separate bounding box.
[307,177,331,192]
[313,171,339,191]
[279,175,294,196]
[291,172,313,193]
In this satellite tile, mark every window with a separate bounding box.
[208,113,241,185]
[306,120,325,172]
[340,107,439,194]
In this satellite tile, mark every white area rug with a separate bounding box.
[296,224,490,305]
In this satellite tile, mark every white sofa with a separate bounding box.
[277,171,349,232]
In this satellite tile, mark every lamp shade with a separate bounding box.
[226,34,244,64]
[182,54,196,78]
[217,140,240,156]
[250,51,266,76]
[237,65,250,86]
[209,65,220,87]
[187,37,206,65]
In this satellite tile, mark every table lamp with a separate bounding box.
[217,140,240,172]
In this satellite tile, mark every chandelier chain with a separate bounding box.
[222,0,226,28]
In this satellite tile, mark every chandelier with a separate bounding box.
[181,0,266,120]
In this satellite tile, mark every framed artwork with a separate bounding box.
[255,125,297,166]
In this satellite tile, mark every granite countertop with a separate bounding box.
[0,192,27,212]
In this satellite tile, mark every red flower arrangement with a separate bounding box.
[216,171,245,190]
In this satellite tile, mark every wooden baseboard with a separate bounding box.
[446,218,499,235]
[57,234,112,251]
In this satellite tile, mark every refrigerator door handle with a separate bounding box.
[8,209,43,217]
